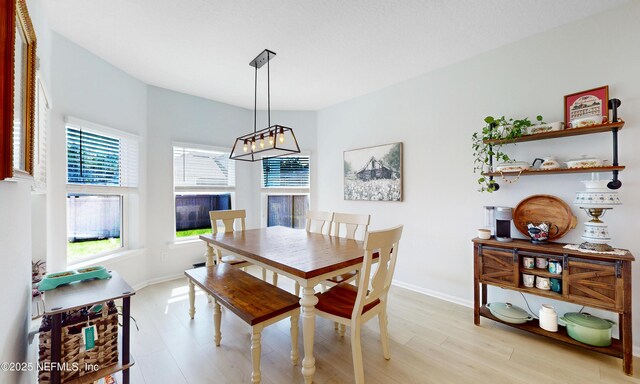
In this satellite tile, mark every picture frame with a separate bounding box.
[0,0,37,180]
[564,85,609,128]
[343,142,402,201]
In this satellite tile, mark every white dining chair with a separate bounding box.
[325,212,370,287]
[314,225,404,384]
[206,209,269,282]
[293,211,335,296]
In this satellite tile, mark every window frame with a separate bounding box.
[172,142,237,241]
[65,117,139,262]
[260,152,311,228]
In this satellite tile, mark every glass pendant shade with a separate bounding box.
[230,125,300,162]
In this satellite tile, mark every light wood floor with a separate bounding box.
[120,268,639,383]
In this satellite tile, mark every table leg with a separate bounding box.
[300,286,318,384]
[205,245,215,266]
[51,313,62,384]
[122,296,131,384]
[188,279,196,319]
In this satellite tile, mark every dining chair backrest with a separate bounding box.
[210,209,246,234]
[353,225,403,319]
[331,213,370,240]
[305,211,334,235]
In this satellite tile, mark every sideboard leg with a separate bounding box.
[622,260,633,375]
[474,245,480,325]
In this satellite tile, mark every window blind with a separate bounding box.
[262,156,310,188]
[32,78,50,192]
[173,146,235,188]
[66,125,139,187]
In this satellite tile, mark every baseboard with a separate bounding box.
[391,280,473,308]
[132,273,184,291]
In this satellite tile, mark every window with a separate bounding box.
[65,117,139,262]
[262,156,309,188]
[262,155,310,229]
[32,76,50,193]
[173,144,235,238]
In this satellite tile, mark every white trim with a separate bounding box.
[67,184,138,195]
[391,279,474,308]
[168,238,203,249]
[132,273,184,291]
[65,116,139,141]
[67,248,144,270]
[172,141,232,154]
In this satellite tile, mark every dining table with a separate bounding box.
[199,225,367,384]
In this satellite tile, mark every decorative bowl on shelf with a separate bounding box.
[525,122,564,135]
[493,161,530,173]
[565,155,604,169]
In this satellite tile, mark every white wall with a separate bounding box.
[145,87,317,280]
[0,1,51,383]
[316,2,640,346]
[48,32,149,286]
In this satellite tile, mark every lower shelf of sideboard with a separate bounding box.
[479,306,623,358]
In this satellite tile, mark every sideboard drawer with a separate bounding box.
[566,258,623,311]
[479,246,517,287]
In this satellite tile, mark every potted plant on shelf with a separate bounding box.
[472,115,544,192]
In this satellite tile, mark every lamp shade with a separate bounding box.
[230,125,300,162]
[573,179,622,207]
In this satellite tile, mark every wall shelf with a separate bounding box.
[483,120,625,145]
[482,99,625,190]
[483,165,625,178]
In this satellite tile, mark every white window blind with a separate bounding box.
[32,77,50,192]
[66,119,139,187]
[173,146,235,188]
[262,156,310,188]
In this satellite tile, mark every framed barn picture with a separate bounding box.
[343,142,402,201]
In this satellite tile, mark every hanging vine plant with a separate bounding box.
[472,115,543,192]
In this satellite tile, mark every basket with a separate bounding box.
[38,301,119,383]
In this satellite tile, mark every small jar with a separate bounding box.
[539,304,558,332]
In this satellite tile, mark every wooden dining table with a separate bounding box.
[199,226,366,384]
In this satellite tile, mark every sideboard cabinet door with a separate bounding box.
[566,258,623,311]
[479,246,517,287]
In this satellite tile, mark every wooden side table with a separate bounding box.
[42,271,135,384]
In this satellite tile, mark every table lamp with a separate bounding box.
[573,174,622,252]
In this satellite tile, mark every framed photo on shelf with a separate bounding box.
[564,85,609,128]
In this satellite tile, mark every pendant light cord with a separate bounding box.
[267,52,271,127]
[254,65,257,134]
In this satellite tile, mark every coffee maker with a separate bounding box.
[484,206,513,242]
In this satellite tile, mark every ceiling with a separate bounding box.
[44,0,629,111]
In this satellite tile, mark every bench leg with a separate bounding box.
[290,311,300,366]
[213,300,222,346]
[261,268,266,281]
[272,272,278,286]
[188,280,196,319]
[251,325,264,384]
[294,282,300,297]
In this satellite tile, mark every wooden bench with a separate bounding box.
[185,264,300,384]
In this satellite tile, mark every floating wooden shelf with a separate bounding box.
[483,120,625,145]
[479,306,623,358]
[483,165,625,177]
[519,267,562,279]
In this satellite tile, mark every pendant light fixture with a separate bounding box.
[230,49,300,161]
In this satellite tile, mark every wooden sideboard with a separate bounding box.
[472,238,634,375]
